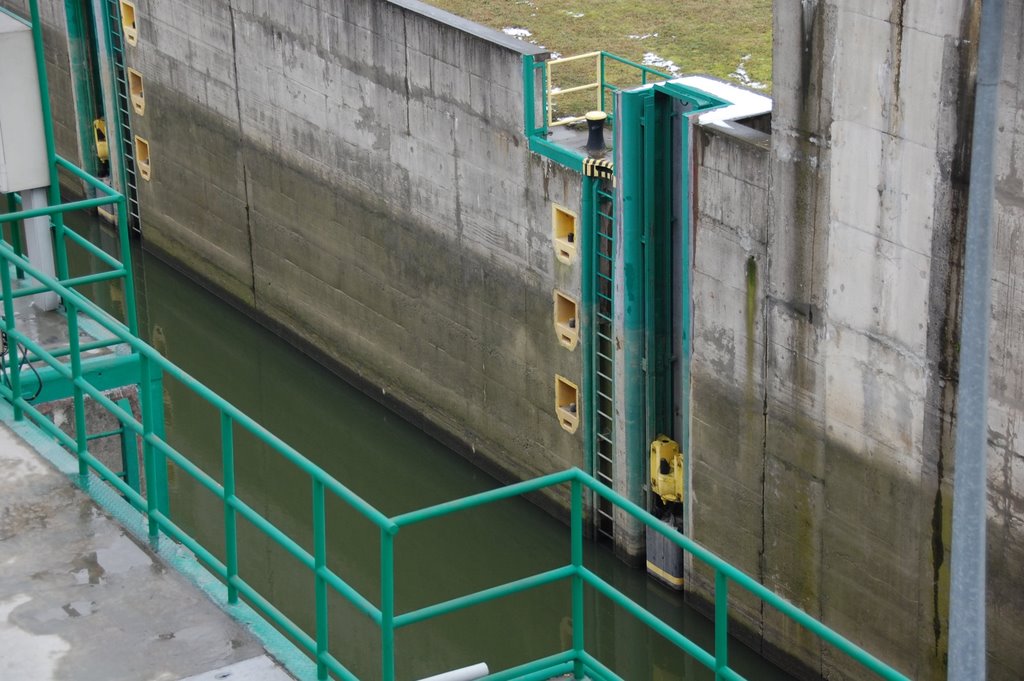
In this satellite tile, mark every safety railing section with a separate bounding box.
[525,51,671,133]
[522,51,669,172]
[0,231,911,681]
[0,246,912,681]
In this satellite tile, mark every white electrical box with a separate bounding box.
[0,14,48,193]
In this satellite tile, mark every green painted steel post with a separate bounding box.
[63,0,100,181]
[0,248,23,421]
[571,477,585,679]
[714,570,728,680]
[380,528,397,681]
[618,89,648,554]
[138,353,159,540]
[221,411,238,604]
[146,364,169,516]
[62,296,90,479]
[580,177,595,483]
[5,194,24,280]
[28,0,73,288]
[116,397,139,493]
[599,53,606,113]
[522,55,536,138]
[313,479,329,680]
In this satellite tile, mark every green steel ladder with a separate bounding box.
[591,180,616,542]
[102,0,140,230]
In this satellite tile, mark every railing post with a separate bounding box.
[571,476,585,679]
[116,397,139,493]
[221,411,238,604]
[714,570,728,680]
[64,297,89,479]
[138,353,159,541]
[313,478,329,680]
[0,246,23,420]
[381,526,397,681]
[522,54,536,138]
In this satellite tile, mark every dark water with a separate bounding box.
[68,218,793,681]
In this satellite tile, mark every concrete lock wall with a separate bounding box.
[94,0,583,499]
[686,1,1024,679]
[6,0,1024,678]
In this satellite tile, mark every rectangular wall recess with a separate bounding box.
[555,375,579,434]
[134,135,150,180]
[120,1,138,46]
[553,291,579,350]
[127,68,144,115]
[552,204,578,265]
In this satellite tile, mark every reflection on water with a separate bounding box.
[67,217,793,680]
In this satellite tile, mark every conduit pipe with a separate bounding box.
[948,0,1006,679]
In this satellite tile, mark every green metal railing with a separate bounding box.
[0,237,912,680]
[3,3,909,679]
[523,51,670,139]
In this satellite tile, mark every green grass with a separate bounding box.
[425,0,773,93]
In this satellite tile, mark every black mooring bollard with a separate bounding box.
[585,110,607,157]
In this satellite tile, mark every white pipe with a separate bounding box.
[416,662,489,681]
[20,187,58,311]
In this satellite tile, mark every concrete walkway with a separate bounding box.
[0,421,294,681]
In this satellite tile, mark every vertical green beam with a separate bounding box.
[522,55,536,138]
[313,479,329,680]
[28,0,71,284]
[138,353,159,540]
[0,252,23,421]
[643,96,657,444]
[116,397,139,492]
[147,364,169,515]
[581,176,595,482]
[571,477,585,679]
[619,89,647,539]
[380,527,396,681]
[222,411,238,604]
[714,570,729,679]
[64,0,99,179]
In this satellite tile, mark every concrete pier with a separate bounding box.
[0,421,293,681]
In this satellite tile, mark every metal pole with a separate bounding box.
[948,0,1006,678]
[571,477,585,678]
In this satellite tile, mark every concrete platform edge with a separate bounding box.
[0,400,315,681]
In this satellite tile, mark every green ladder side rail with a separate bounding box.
[582,176,618,543]
[101,0,141,230]
[0,238,912,681]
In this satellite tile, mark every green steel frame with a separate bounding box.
[0,5,909,679]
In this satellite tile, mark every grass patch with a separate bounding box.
[424,0,773,93]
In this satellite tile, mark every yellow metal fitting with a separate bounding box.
[650,435,684,502]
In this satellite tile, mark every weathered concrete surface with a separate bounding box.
[687,1,1023,679]
[0,421,290,680]
[988,1,1024,678]
[119,0,584,503]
